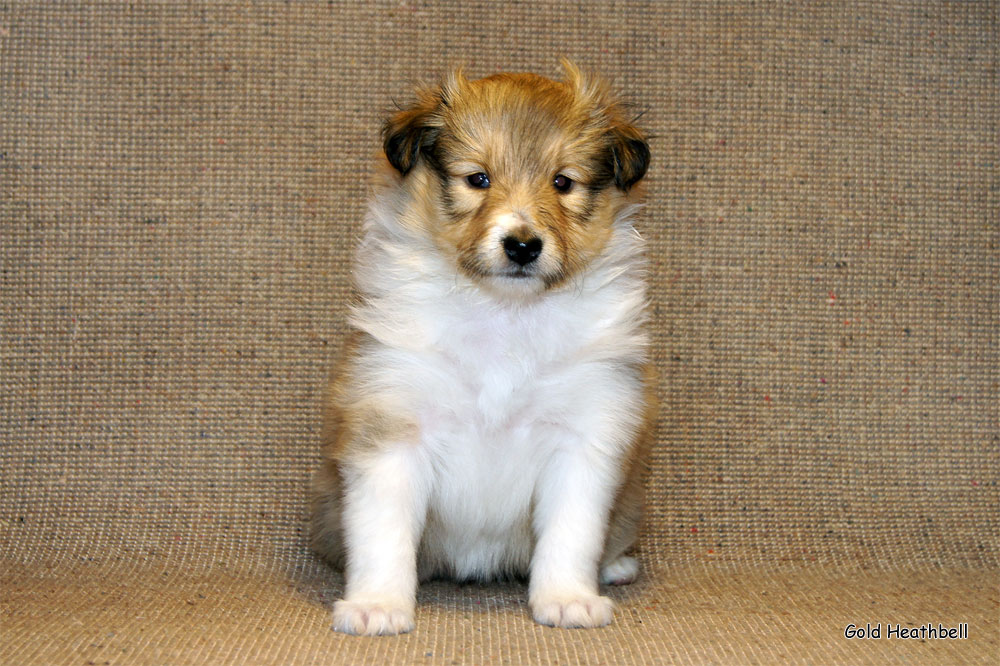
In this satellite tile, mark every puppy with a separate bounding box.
[311,61,655,636]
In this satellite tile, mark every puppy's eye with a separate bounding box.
[553,174,573,193]
[466,172,490,189]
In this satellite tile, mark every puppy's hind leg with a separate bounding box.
[598,457,645,586]
[600,382,653,587]
[310,461,346,570]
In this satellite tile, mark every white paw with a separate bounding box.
[531,593,615,628]
[331,599,415,636]
[599,555,639,586]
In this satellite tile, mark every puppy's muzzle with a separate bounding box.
[502,235,543,266]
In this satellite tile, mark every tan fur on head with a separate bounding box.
[381,61,649,294]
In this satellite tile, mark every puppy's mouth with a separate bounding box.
[487,264,569,294]
[496,264,538,279]
[459,258,542,281]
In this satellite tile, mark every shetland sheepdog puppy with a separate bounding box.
[311,60,655,635]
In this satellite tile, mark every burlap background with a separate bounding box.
[2,2,997,664]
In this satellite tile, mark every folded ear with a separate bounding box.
[382,70,467,176]
[382,93,440,176]
[559,59,650,191]
[609,125,650,190]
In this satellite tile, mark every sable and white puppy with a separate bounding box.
[311,61,655,636]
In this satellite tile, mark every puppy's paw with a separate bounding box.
[599,555,639,586]
[331,599,415,636]
[531,593,615,629]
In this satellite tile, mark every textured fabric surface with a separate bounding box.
[1,1,997,664]
[2,560,995,665]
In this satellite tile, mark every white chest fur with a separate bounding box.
[349,214,650,580]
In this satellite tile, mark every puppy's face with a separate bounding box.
[382,62,649,296]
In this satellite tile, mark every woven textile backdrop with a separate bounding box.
[2,2,997,664]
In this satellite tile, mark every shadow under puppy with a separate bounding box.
[311,61,655,636]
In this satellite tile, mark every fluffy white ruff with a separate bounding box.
[334,192,650,635]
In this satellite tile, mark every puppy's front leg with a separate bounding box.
[334,445,429,636]
[529,448,618,629]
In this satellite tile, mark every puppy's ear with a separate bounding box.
[383,70,466,176]
[609,125,650,191]
[382,93,440,176]
[559,59,650,190]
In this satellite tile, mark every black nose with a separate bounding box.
[502,236,543,266]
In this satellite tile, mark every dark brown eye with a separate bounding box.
[466,172,490,189]
[553,174,573,192]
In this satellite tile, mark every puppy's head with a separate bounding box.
[382,61,649,297]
